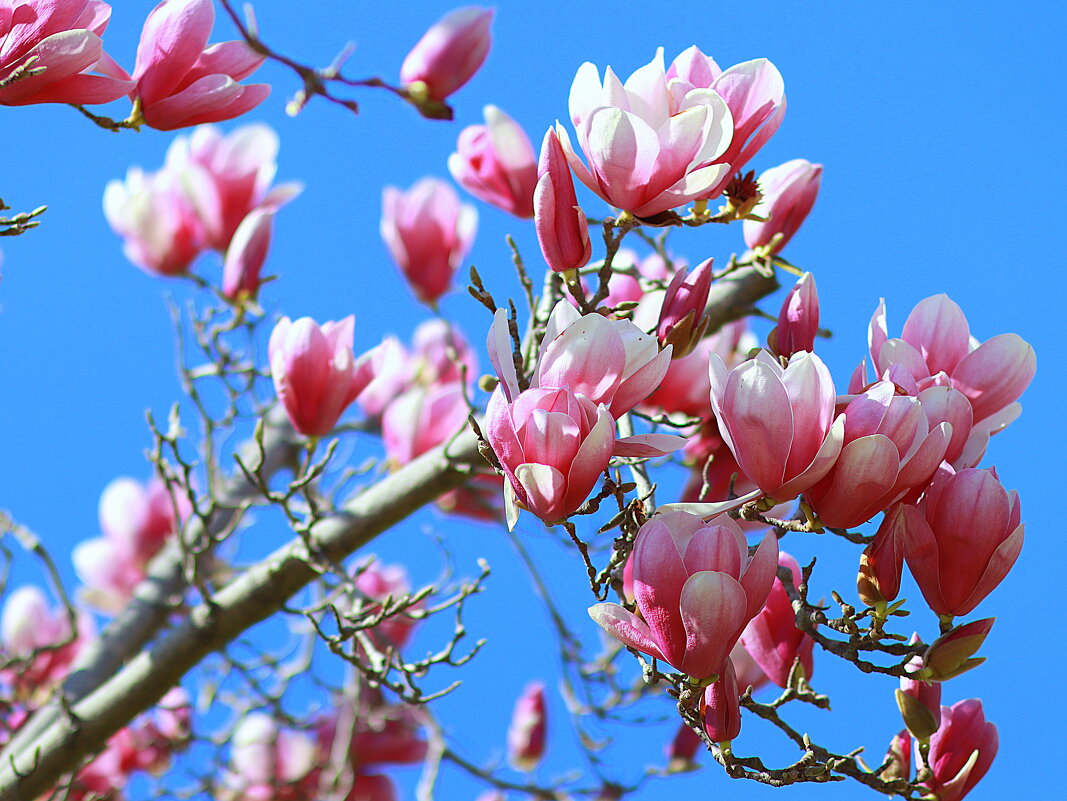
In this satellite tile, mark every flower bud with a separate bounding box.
[221,207,274,301]
[743,159,822,255]
[883,730,912,783]
[856,504,906,609]
[534,127,591,274]
[701,658,742,743]
[921,618,994,682]
[507,682,547,772]
[449,105,537,217]
[400,7,493,112]
[897,652,942,742]
[656,258,713,358]
[770,272,819,357]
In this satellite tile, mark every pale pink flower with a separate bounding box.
[743,159,822,254]
[74,475,191,613]
[400,7,493,104]
[269,316,374,438]
[534,127,591,273]
[709,349,844,504]
[666,47,786,198]
[221,207,273,301]
[132,0,269,131]
[903,465,1024,619]
[804,380,951,528]
[0,0,133,106]
[382,382,469,466]
[164,123,302,251]
[381,178,477,305]
[771,271,819,357]
[559,49,734,217]
[222,713,318,801]
[921,699,997,801]
[103,166,207,276]
[0,585,93,693]
[507,682,547,772]
[738,552,815,687]
[589,512,778,680]
[863,294,1036,467]
[449,105,537,217]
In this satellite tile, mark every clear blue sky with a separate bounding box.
[0,2,1062,799]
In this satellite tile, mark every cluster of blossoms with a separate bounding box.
[0,0,268,126]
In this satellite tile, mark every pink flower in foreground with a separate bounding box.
[400,7,493,106]
[709,349,844,504]
[132,0,269,131]
[381,178,477,306]
[103,166,206,276]
[269,316,374,438]
[0,0,133,106]
[589,512,777,680]
[507,682,547,772]
[449,105,537,217]
[74,475,191,613]
[165,123,302,252]
[804,380,951,529]
[666,47,786,198]
[921,699,997,801]
[743,159,822,255]
[738,552,814,687]
[534,127,591,273]
[903,465,1023,619]
[863,294,1036,467]
[559,48,734,218]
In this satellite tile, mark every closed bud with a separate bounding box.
[400,7,493,113]
[743,159,822,255]
[883,729,912,783]
[656,258,713,358]
[772,272,819,357]
[534,128,591,274]
[921,618,995,681]
[856,504,906,609]
[701,658,741,743]
[507,682,547,772]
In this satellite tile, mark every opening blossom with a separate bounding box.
[558,48,734,218]
[448,104,537,218]
[131,0,269,131]
[0,0,133,106]
[380,177,478,306]
[743,159,823,255]
[589,512,777,680]
[920,699,998,801]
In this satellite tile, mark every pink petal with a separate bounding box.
[678,572,747,679]
[588,603,667,662]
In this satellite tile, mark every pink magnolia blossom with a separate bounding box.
[74,475,191,613]
[701,657,741,742]
[856,503,907,609]
[164,123,302,252]
[269,316,374,438]
[903,466,1023,619]
[449,105,537,217]
[0,0,133,106]
[400,7,493,105]
[382,381,469,466]
[381,177,477,306]
[0,585,93,694]
[507,682,547,772]
[920,618,995,682]
[656,257,713,358]
[921,699,997,801]
[589,512,777,680]
[666,722,702,770]
[103,165,207,276]
[738,552,815,687]
[730,641,771,694]
[770,271,819,357]
[897,653,942,741]
[862,294,1036,467]
[221,713,318,801]
[534,127,591,273]
[221,206,273,301]
[708,349,844,505]
[804,380,951,528]
[743,159,822,255]
[558,48,734,218]
[132,0,269,131]
[666,47,786,198]
[350,558,418,650]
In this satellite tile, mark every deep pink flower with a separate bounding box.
[701,657,741,742]
[400,7,492,104]
[709,349,844,504]
[897,653,942,741]
[666,722,702,770]
[507,682,547,772]
[559,49,734,218]
[449,105,537,217]
[269,316,374,438]
[903,466,1024,618]
[738,552,815,687]
[534,127,591,273]
[0,0,133,106]
[864,295,1036,466]
[656,257,713,358]
[771,271,819,357]
[856,503,907,609]
[884,730,912,783]
[74,475,191,613]
[921,699,997,801]
[730,641,771,694]
[132,0,268,131]
[103,166,207,276]
[381,177,477,306]
[805,380,951,528]
[589,512,777,680]
[743,159,822,255]
[165,123,302,252]
[666,47,786,198]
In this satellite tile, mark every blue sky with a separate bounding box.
[0,2,1063,799]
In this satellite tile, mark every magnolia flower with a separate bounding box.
[400,7,493,106]
[449,105,537,217]
[743,159,822,254]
